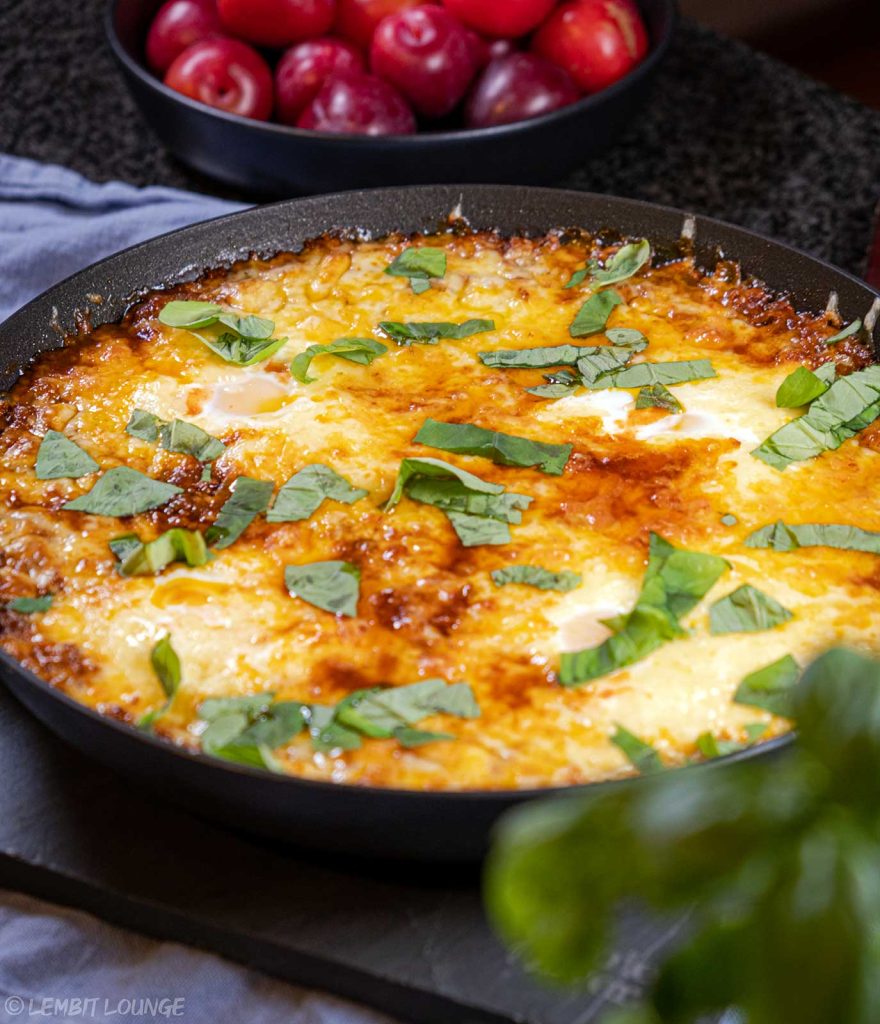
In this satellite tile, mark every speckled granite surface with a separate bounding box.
[1,0,879,276]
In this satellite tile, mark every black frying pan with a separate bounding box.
[1,186,877,863]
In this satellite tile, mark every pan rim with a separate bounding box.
[3,182,877,802]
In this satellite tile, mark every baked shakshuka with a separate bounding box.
[2,228,879,789]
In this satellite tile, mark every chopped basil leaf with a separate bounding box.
[825,319,862,345]
[753,364,880,469]
[595,359,717,389]
[590,240,651,287]
[379,319,494,346]
[733,654,800,717]
[267,464,367,523]
[635,383,683,412]
[150,633,180,698]
[526,370,582,399]
[308,705,363,752]
[709,584,793,635]
[491,565,582,592]
[576,345,636,386]
[291,337,387,384]
[335,679,479,739]
[611,725,664,774]
[605,328,649,350]
[35,431,99,480]
[563,266,589,289]
[5,595,53,614]
[284,560,361,617]
[569,290,623,338]
[126,409,224,465]
[206,476,274,550]
[199,695,303,772]
[126,409,161,442]
[385,456,531,548]
[414,418,572,475]
[159,300,285,366]
[157,300,225,329]
[721,513,738,526]
[394,727,456,747]
[158,419,225,462]
[111,528,209,576]
[63,467,182,516]
[745,520,880,555]
[384,246,446,293]
[560,534,729,686]
[480,344,606,369]
[696,723,768,759]
[775,366,832,408]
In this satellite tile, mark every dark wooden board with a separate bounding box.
[0,685,693,1023]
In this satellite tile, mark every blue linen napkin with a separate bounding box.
[0,153,244,324]
[0,152,397,1024]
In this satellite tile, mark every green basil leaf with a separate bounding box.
[569,290,623,338]
[745,520,880,555]
[775,366,832,408]
[63,467,182,516]
[308,704,363,752]
[635,383,683,412]
[563,265,590,289]
[285,560,361,617]
[35,431,99,480]
[267,464,367,523]
[385,456,505,511]
[291,337,387,384]
[234,701,307,750]
[158,419,225,462]
[709,584,793,634]
[594,359,717,389]
[394,727,456,747]
[150,633,180,698]
[825,319,862,345]
[443,510,511,546]
[157,300,225,329]
[733,654,800,716]
[199,694,274,721]
[413,418,572,475]
[126,409,161,442]
[215,311,275,340]
[721,513,738,526]
[491,565,582,592]
[335,678,479,738]
[526,370,582,399]
[589,240,651,287]
[576,345,637,386]
[752,364,880,469]
[206,476,273,550]
[605,328,649,351]
[112,528,209,576]
[384,246,446,293]
[610,724,664,774]
[198,332,286,367]
[5,595,53,614]
[378,319,494,346]
[479,344,602,369]
[696,724,768,759]
[560,534,729,686]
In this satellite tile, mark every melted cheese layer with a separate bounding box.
[2,230,879,791]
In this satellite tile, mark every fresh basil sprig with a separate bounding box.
[753,363,880,469]
[291,337,388,384]
[491,565,582,592]
[378,319,495,346]
[267,464,367,523]
[559,534,729,686]
[384,456,532,547]
[63,467,182,516]
[708,584,793,635]
[206,476,274,550]
[746,520,880,555]
[35,431,99,480]
[414,418,572,475]
[384,246,446,294]
[285,560,361,617]
[158,300,286,366]
[110,528,209,576]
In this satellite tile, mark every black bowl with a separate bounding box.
[106,0,677,196]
